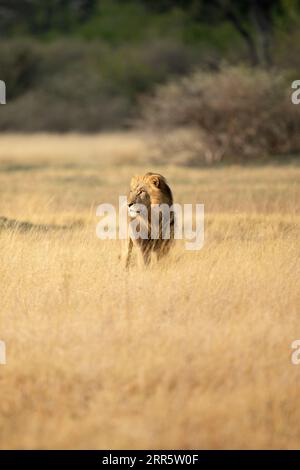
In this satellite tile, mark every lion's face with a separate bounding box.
[127,184,151,218]
[127,173,173,218]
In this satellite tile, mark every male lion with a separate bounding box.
[125,172,174,268]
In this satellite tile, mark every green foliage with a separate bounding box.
[0,40,41,99]
[0,0,299,132]
[0,38,198,131]
[78,0,153,43]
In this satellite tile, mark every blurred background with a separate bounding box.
[0,0,299,164]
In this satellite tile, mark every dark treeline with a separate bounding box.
[0,0,299,135]
[1,1,299,65]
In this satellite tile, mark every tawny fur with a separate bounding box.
[125,172,174,268]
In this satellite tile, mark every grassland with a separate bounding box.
[0,133,299,449]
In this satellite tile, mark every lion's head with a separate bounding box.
[127,172,173,218]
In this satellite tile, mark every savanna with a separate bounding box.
[0,133,299,449]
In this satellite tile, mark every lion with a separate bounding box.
[125,172,174,268]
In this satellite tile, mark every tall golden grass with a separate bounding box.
[0,133,299,449]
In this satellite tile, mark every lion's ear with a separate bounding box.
[150,175,160,188]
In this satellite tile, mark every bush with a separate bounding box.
[139,67,300,164]
[0,39,41,99]
[0,38,199,132]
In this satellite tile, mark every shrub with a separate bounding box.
[139,67,300,164]
[0,39,41,99]
[0,38,198,131]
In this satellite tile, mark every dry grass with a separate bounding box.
[0,133,299,449]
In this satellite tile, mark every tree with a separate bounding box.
[140,0,289,66]
[0,0,98,36]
